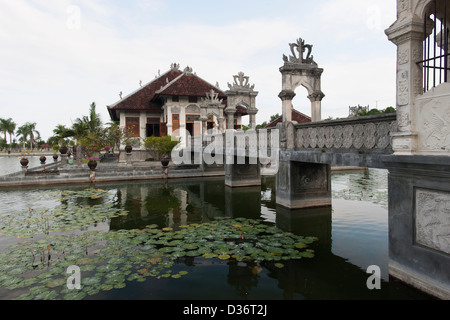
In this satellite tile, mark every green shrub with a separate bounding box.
[142,136,180,160]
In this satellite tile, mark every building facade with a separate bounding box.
[107,64,257,153]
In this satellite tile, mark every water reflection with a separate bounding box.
[0,169,434,300]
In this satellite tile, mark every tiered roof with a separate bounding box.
[107,65,227,121]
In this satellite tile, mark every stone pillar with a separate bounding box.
[308,91,325,122]
[279,90,296,123]
[276,157,331,209]
[247,109,258,130]
[225,107,236,130]
[200,116,208,136]
[225,155,261,188]
[385,14,425,155]
[383,155,450,300]
[60,154,68,167]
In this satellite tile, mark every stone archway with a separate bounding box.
[225,72,259,129]
[279,38,325,123]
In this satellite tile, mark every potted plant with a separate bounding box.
[87,157,98,171]
[125,145,133,154]
[142,136,180,167]
[40,156,46,164]
[19,150,30,167]
[60,145,68,155]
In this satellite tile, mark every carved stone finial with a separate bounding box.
[215,82,220,88]
[184,66,194,74]
[119,91,123,99]
[283,38,317,65]
[201,89,223,106]
[170,63,180,71]
[139,80,143,87]
[227,72,255,91]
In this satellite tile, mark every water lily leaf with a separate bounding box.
[274,263,285,269]
[218,254,230,260]
[294,242,308,249]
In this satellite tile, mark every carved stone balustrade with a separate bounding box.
[293,113,397,152]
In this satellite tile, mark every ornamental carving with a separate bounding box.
[398,71,409,106]
[415,188,450,255]
[333,126,343,149]
[227,72,255,92]
[376,122,391,149]
[342,125,354,149]
[398,48,409,65]
[364,123,377,149]
[294,117,395,150]
[283,38,317,65]
[201,89,223,106]
[353,124,364,149]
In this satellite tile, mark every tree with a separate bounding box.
[0,118,16,151]
[53,124,75,146]
[16,122,40,150]
[142,136,180,161]
[74,102,103,137]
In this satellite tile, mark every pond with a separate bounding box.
[0,156,51,176]
[0,169,434,300]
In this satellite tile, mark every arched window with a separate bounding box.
[419,0,450,92]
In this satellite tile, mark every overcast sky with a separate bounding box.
[1,0,398,140]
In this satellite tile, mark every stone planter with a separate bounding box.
[60,146,68,155]
[88,160,98,171]
[125,145,133,154]
[53,154,58,161]
[161,157,170,167]
[20,158,29,167]
[40,156,46,164]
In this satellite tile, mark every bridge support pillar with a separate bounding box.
[276,160,331,209]
[225,156,261,188]
[384,155,450,300]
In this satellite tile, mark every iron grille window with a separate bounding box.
[418,0,450,93]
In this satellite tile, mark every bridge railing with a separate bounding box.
[291,113,397,153]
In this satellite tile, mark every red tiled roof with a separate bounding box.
[264,109,311,128]
[107,69,228,121]
[156,73,227,99]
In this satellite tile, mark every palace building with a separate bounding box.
[107,64,259,157]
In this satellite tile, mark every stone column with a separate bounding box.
[225,155,261,188]
[247,109,258,130]
[385,14,425,155]
[308,91,325,122]
[225,107,236,130]
[279,90,296,123]
[276,155,331,209]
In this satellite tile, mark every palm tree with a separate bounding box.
[53,124,75,145]
[74,102,103,136]
[0,118,8,145]
[16,122,40,150]
[5,119,16,151]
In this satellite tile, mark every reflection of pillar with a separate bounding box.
[276,205,332,251]
[279,90,296,123]
[224,186,261,219]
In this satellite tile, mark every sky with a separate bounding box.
[0,0,398,141]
